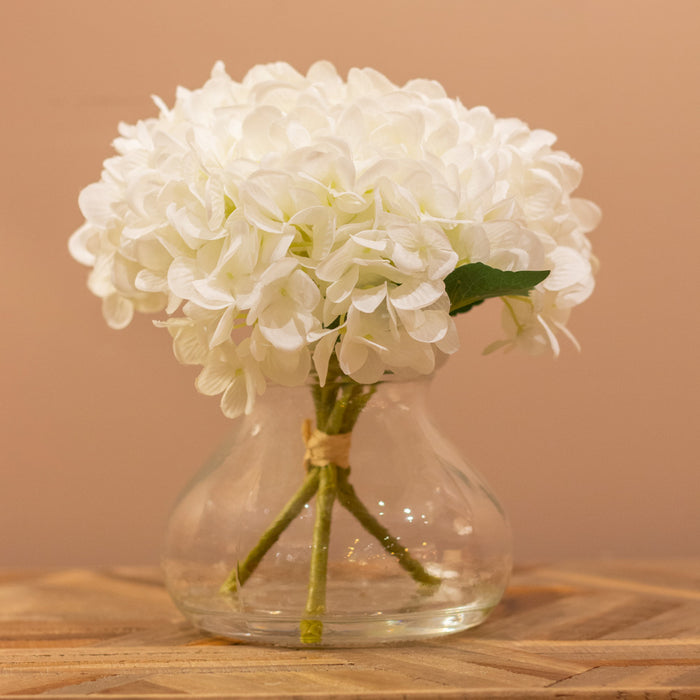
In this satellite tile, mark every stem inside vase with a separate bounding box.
[220,373,441,644]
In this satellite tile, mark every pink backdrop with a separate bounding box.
[1,0,698,565]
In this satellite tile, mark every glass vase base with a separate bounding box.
[181,604,496,648]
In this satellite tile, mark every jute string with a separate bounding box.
[302,418,352,470]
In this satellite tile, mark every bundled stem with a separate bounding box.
[221,371,441,644]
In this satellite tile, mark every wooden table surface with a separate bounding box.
[0,560,698,699]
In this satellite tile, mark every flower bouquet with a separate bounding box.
[70,62,599,646]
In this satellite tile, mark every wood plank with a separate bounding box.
[0,561,698,698]
[530,565,700,601]
[472,639,700,664]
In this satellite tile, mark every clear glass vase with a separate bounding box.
[162,375,512,647]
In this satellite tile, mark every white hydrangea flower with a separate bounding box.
[70,61,599,417]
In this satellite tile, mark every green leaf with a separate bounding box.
[445,262,550,316]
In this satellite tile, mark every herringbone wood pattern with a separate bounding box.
[0,561,698,698]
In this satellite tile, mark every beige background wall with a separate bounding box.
[1,0,698,566]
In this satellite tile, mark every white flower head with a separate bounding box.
[70,61,599,417]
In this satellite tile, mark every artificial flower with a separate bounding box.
[70,61,600,417]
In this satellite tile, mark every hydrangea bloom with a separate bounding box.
[69,61,600,418]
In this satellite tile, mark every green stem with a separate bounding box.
[340,384,377,432]
[324,384,353,434]
[219,467,321,594]
[311,381,338,429]
[300,463,337,645]
[220,369,440,647]
[336,468,441,587]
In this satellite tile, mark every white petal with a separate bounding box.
[220,379,248,419]
[240,179,285,234]
[398,308,449,343]
[312,330,339,386]
[551,318,581,352]
[258,256,298,286]
[391,243,424,273]
[172,326,207,365]
[133,293,167,314]
[350,231,388,251]
[333,191,369,214]
[543,247,591,291]
[68,224,98,265]
[102,293,133,329]
[260,346,310,385]
[287,269,321,309]
[111,254,138,294]
[133,238,172,270]
[465,157,495,201]
[87,254,116,296]
[345,352,386,384]
[259,310,306,351]
[338,336,369,376]
[167,257,197,298]
[209,306,236,348]
[306,60,340,83]
[166,292,182,315]
[316,242,355,282]
[326,267,359,304]
[537,314,561,357]
[78,183,116,226]
[426,120,459,155]
[390,279,443,310]
[437,317,460,354]
[351,284,387,313]
[426,247,458,280]
[205,177,225,230]
[196,361,233,396]
[192,279,235,306]
[135,269,168,293]
[572,198,602,233]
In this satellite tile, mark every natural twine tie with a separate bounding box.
[302,418,352,470]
